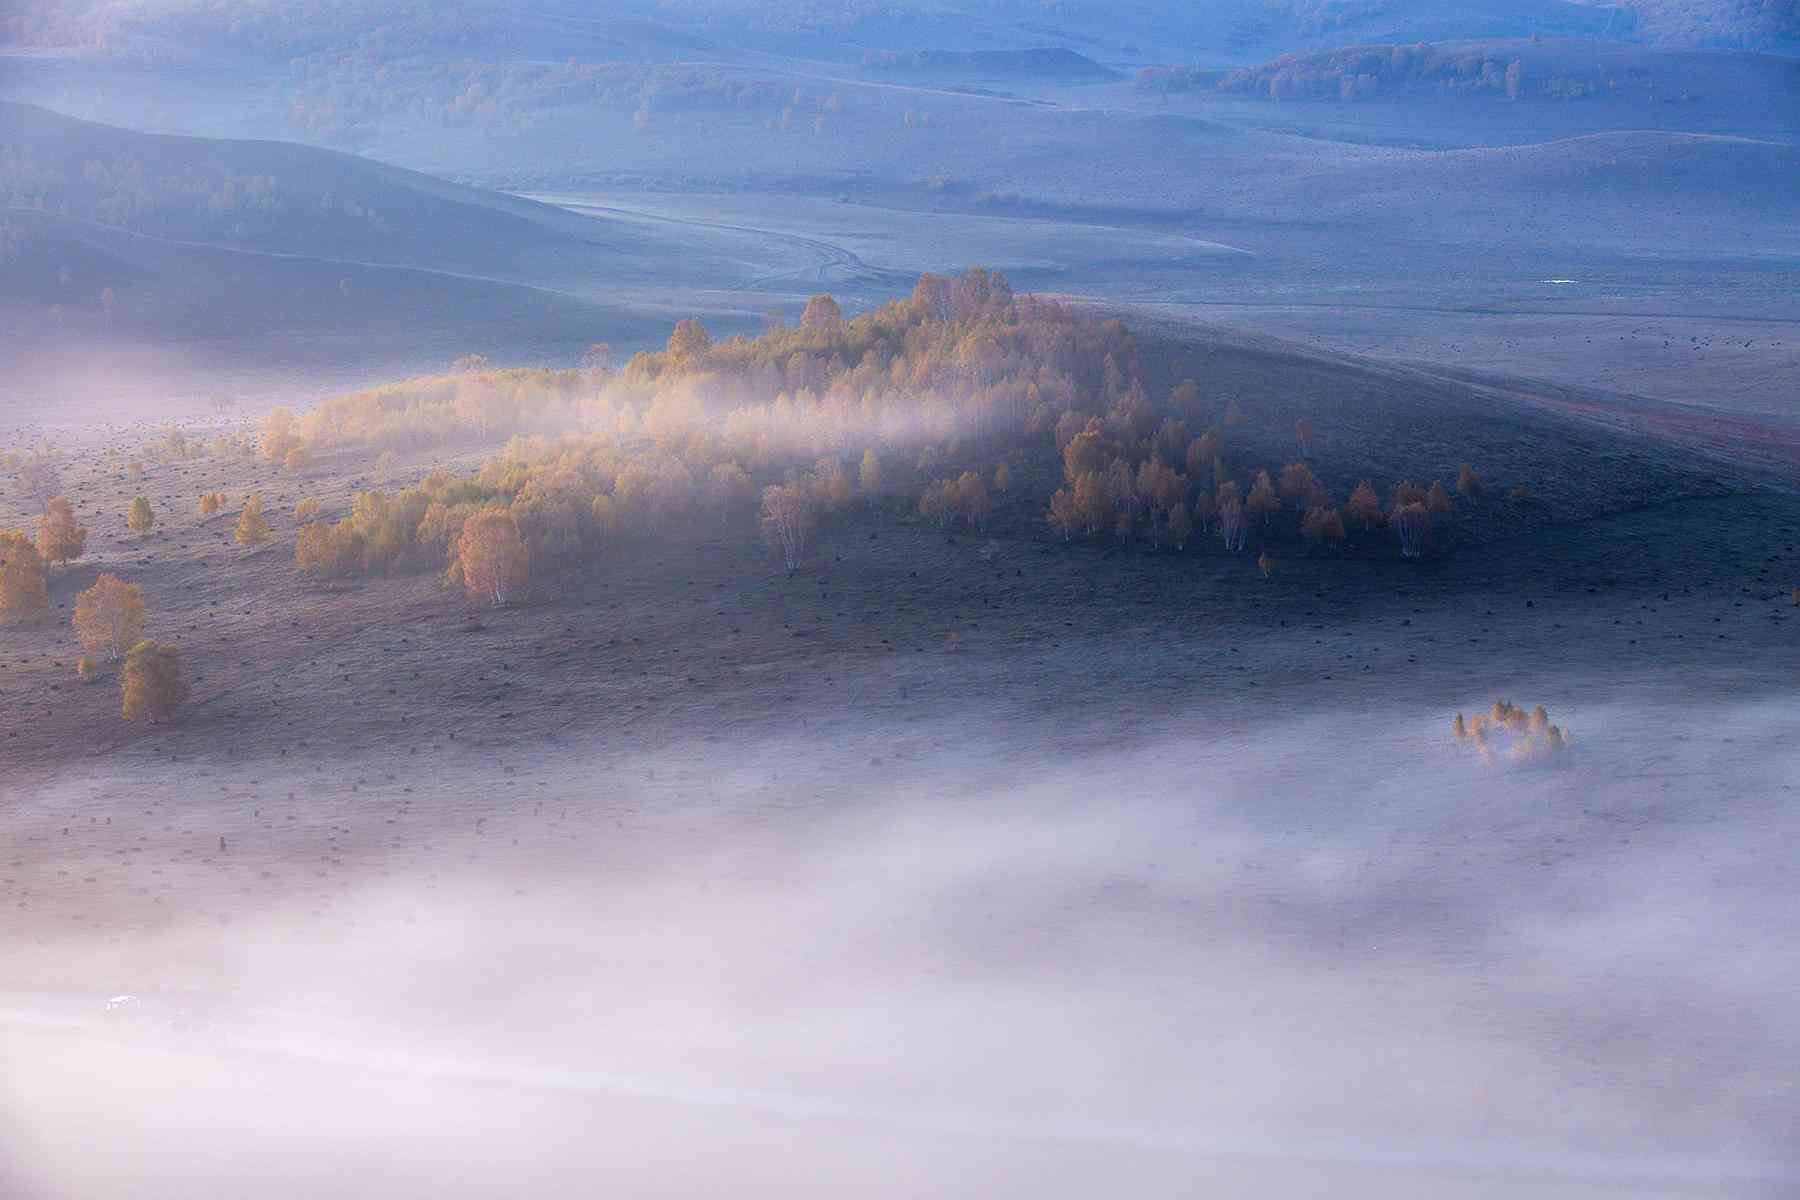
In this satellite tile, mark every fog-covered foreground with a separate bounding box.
[3,691,1795,1198]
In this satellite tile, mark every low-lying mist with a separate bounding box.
[3,692,1795,1198]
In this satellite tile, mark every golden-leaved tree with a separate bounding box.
[455,509,529,605]
[122,640,189,723]
[0,531,49,624]
[127,495,155,535]
[234,493,272,547]
[74,573,146,661]
[36,496,87,567]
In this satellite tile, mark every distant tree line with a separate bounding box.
[1139,43,1615,102]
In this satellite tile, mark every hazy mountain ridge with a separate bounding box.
[0,100,799,290]
[8,0,1797,67]
[1143,36,1800,110]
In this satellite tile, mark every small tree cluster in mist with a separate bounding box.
[1453,700,1570,766]
[1044,416,1483,562]
[918,470,991,532]
[237,266,1519,600]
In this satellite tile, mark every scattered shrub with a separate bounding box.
[127,496,155,535]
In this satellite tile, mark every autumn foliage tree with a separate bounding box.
[127,495,155,535]
[1345,481,1383,530]
[454,509,530,605]
[235,493,272,547]
[0,531,49,624]
[262,407,303,463]
[1278,461,1315,511]
[36,496,87,567]
[295,521,365,576]
[954,470,991,530]
[800,294,845,330]
[74,573,145,661]
[858,449,883,494]
[122,640,190,723]
[1427,480,1452,516]
[1246,469,1280,526]
[1301,505,1346,546]
[760,480,819,571]
[666,318,714,360]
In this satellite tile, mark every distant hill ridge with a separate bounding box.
[1139,37,1800,108]
[861,47,1121,81]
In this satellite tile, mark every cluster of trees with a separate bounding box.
[289,434,864,595]
[1140,43,1615,103]
[0,143,356,250]
[1453,699,1570,766]
[918,470,992,532]
[0,509,189,720]
[258,266,1507,587]
[266,367,589,458]
[1038,390,1487,559]
[258,268,1142,584]
[275,270,1115,477]
[1,494,88,623]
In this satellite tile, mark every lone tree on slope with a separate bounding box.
[36,496,88,567]
[234,493,272,548]
[122,640,190,723]
[127,495,156,535]
[0,532,49,624]
[74,574,146,661]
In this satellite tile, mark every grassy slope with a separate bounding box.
[1,318,1789,786]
